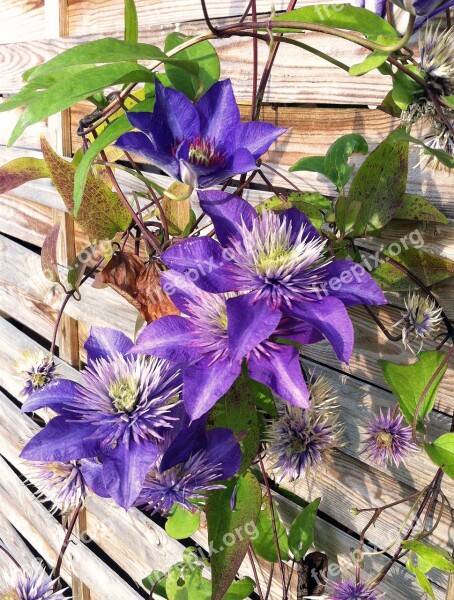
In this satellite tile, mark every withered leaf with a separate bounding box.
[41,224,61,284]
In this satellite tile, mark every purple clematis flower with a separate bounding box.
[160,191,387,367]
[131,269,313,419]
[390,0,454,17]
[353,0,387,17]
[20,327,182,510]
[136,406,241,514]
[115,79,286,188]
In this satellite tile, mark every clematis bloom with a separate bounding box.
[160,191,387,366]
[390,0,454,17]
[115,79,286,188]
[20,327,182,510]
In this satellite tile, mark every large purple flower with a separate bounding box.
[136,406,241,514]
[390,0,454,17]
[131,270,310,419]
[20,327,182,509]
[115,79,286,188]
[160,191,387,366]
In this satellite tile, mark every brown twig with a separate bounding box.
[53,500,83,592]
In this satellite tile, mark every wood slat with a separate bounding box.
[0,0,45,44]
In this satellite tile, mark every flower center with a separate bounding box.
[256,246,293,275]
[30,371,50,389]
[109,376,139,413]
[188,134,226,167]
[376,431,393,449]
[1,590,21,600]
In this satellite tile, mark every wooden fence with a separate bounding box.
[0,1,452,598]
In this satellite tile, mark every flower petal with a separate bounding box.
[154,80,200,141]
[84,327,133,365]
[22,379,77,414]
[205,428,242,479]
[227,295,281,364]
[160,270,211,316]
[20,417,101,462]
[132,315,201,363]
[275,317,325,345]
[80,459,110,498]
[159,416,208,473]
[247,345,309,409]
[183,359,241,420]
[198,147,257,188]
[280,207,321,244]
[231,121,287,159]
[287,296,354,363]
[324,260,388,307]
[115,131,180,179]
[195,79,241,141]
[102,440,159,509]
[162,237,243,293]
[198,190,257,246]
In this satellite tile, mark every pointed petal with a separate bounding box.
[275,317,324,345]
[247,345,309,408]
[205,428,242,479]
[227,295,281,364]
[84,327,133,365]
[198,147,257,188]
[159,416,208,472]
[115,131,180,179]
[232,121,287,159]
[287,297,354,363]
[22,379,77,414]
[196,79,241,141]
[198,190,257,246]
[80,459,109,498]
[162,237,244,293]
[280,207,321,244]
[183,359,241,420]
[102,440,159,510]
[154,80,200,141]
[20,417,101,462]
[324,260,387,307]
[132,315,201,363]
[160,270,212,316]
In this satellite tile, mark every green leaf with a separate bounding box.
[165,505,201,540]
[73,98,155,211]
[424,433,454,479]
[406,558,435,599]
[392,68,423,111]
[206,472,262,600]
[324,134,368,189]
[289,156,326,177]
[23,38,197,82]
[208,375,260,474]
[41,224,61,284]
[274,5,397,40]
[349,50,390,76]
[373,246,454,292]
[380,90,402,118]
[379,351,447,432]
[164,33,220,101]
[224,578,255,600]
[255,192,328,231]
[402,541,454,573]
[124,0,139,44]
[288,498,321,561]
[0,157,50,194]
[388,128,454,169]
[163,182,192,236]
[142,570,168,597]
[348,132,408,236]
[248,379,278,416]
[9,63,155,146]
[41,137,132,240]
[252,502,290,563]
[166,568,211,600]
[335,196,361,235]
[394,194,449,224]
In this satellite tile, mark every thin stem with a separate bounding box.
[262,162,301,191]
[257,169,289,204]
[363,305,402,342]
[53,500,83,592]
[258,454,288,600]
[199,0,219,35]
[251,0,259,119]
[264,563,275,600]
[0,544,23,570]
[247,546,265,600]
[149,572,167,599]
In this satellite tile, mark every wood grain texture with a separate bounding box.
[0,0,45,44]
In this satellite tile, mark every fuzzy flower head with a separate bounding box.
[21,328,182,510]
[267,376,343,481]
[420,25,454,95]
[423,124,454,170]
[15,351,58,398]
[398,292,443,351]
[0,564,67,600]
[325,580,381,600]
[363,409,418,467]
[115,79,285,189]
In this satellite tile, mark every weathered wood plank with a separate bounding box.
[0,103,47,150]
[0,0,45,44]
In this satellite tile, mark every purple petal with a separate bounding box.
[162,237,244,293]
[20,417,101,462]
[198,147,258,188]
[230,121,287,159]
[85,327,133,365]
[21,379,77,414]
[205,428,242,479]
[196,79,241,141]
[227,295,281,364]
[247,345,309,409]
[80,459,109,498]
[275,317,325,345]
[132,315,201,363]
[198,190,257,246]
[324,260,388,307]
[154,80,200,141]
[102,440,159,510]
[287,297,354,363]
[281,207,321,244]
[160,270,211,316]
[159,416,208,473]
[183,359,242,420]
[115,131,180,179]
